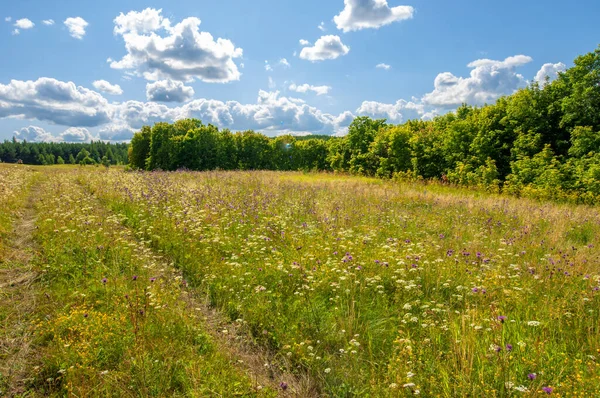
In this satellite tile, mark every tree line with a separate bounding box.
[0,140,129,166]
[128,46,600,203]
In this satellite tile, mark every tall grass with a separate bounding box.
[77,169,600,396]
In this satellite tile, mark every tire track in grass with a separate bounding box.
[28,170,275,397]
[78,176,318,397]
[0,170,42,396]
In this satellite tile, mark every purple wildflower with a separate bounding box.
[132,275,138,281]
[279,381,288,391]
[498,315,507,323]
[150,277,156,283]
[542,386,553,394]
[528,373,537,380]
[102,277,107,284]
[506,344,513,351]
[472,287,479,293]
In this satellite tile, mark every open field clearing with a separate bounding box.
[1,164,600,396]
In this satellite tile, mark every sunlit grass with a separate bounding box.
[77,168,600,396]
[2,165,599,396]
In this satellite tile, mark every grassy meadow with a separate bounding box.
[1,163,599,396]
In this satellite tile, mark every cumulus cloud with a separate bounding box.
[64,17,88,39]
[14,18,34,29]
[534,62,566,86]
[5,17,12,22]
[13,125,98,143]
[422,55,533,107]
[14,126,58,142]
[289,83,331,96]
[60,127,98,142]
[279,58,291,68]
[376,63,391,70]
[146,79,195,102]
[98,123,136,141]
[12,29,20,35]
[93,80,123,95]
[114,100,176,129]
[0,77,111,126]
[114,90,352,135]
[42,19,55,26]
[299,35,350,62]
[334,0,414,32]
[110,8,243,83]
[357,98,431,122]
[299,39,310,46]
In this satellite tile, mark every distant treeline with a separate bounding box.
[128,46,600,203]
[0,140,129,165]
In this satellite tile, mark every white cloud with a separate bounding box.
[268,77,276,89]
[64,17,88,39]
[114,90,352,135]
[110,8,243,83]
[98,123,136,141]
[534,62,566,86]
[14,126,59,142]
[422,55,533,107]
[113,7,169,35]
[299,39,310,46]
[265,60,272,71]
[93,80,123,95]
[299,35,350,62]
[357,98,431,122]
[334,0,414,32]
[14,18,34,29]
[146,79,194,102]
[114,100,175,129]
[318,21,326,31]
[289,83,331,96]
[59,127,98,142]
[0,77,111,126]
[13,126,98,143]
[5,17,12,22]
[12,29,20,35]
[279,58,291,68]
[376,63,391,70]
[42,19,55,26]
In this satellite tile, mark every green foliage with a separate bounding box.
[124,45,600,204]
[128,126,151,170]
[0,141,128,166]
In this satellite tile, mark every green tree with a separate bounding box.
[128,126,152,170]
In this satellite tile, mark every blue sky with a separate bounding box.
[0,0,598,142]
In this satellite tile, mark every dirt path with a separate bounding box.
[0,181,41,397]
[182,289,319,397]
[81,182,320,397]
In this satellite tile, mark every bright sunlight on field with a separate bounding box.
[1,163,599,397]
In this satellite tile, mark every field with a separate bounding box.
[1,164,599,397]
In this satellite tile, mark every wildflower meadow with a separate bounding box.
[2,163,598,396]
